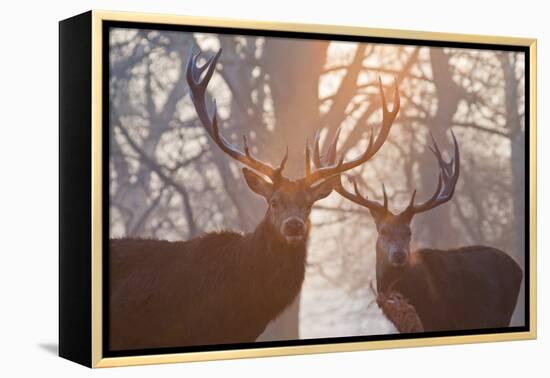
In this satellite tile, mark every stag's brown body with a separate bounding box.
[378,246,523,332]
[318,131,523,333]
[110,219,307,350]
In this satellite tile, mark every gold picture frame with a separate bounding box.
[59,9,537,368]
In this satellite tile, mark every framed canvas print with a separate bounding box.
[59,10,537,368]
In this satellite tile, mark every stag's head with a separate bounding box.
[186,48,399,245]
[319,131,459,267]
[240,165,338,244]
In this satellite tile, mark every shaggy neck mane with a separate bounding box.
[245,216,308,275]
[376,242,391,293]
[238,216,308,317]
[376,242,425,294]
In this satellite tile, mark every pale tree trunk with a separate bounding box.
[257,38,329,341]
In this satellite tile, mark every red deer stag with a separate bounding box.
[316,131,522,332]
[109,48,400,350]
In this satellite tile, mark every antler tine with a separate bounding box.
[326,127,342,164]
[275,147,289,177]
[402,131,460,218]
[305,77,400,186]
[305,139,311,176]
[185,48,221,135]
[307,130,345,182]
[186,48,282,181]
[242,135,251,157]
[382,183,389,210]
[313,130,322,167]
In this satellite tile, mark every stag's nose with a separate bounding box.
[392,250,408,266]
[282,217,305,237]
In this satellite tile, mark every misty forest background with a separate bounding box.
[108,28,526,340]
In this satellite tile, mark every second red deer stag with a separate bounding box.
[317,131,523,332]
[109,48,400,350]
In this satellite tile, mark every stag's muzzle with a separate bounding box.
[281,217,306,243]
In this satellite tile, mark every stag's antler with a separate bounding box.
[339,176,390,216]
[401,131,460,219]
[187,48,399,186]
[186,48,288,181]
[305,77,400,186]
[329,131,460,219]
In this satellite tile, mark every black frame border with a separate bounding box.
[59,11,93,367]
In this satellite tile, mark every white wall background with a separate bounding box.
[0,0,546,376]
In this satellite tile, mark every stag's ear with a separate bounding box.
[242,168,274,198]
[309,175,338,202]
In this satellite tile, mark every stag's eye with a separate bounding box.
[270,199,278,209]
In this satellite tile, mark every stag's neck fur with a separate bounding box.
[375,243,431,296]
[214,216,309,330]
[375,242,386,293]
[188,215,309,313]
[247,217,309,255]
[375,241,408,293]
[242,217,309,290]
[375,245,523,332]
